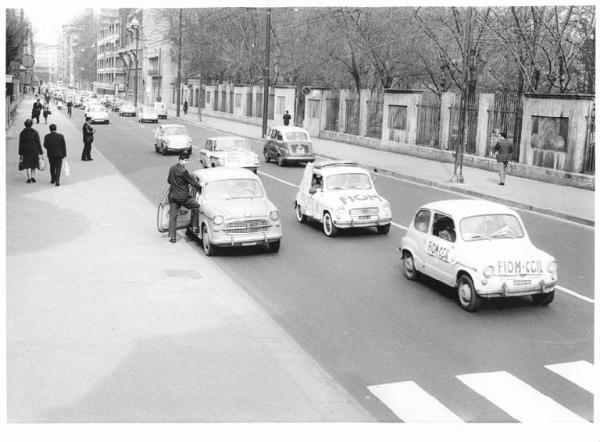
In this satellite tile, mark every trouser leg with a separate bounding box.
[498,162,507,184]
[82,142,91,160]
[51,157,62,183]
[168,201,181,240]
[180,197,200,230]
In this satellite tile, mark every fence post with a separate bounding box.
[339,89,348,134]
[439,92,456,150]
[476,93,494,157]
[359,89,369,136]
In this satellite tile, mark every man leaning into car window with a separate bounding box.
[167,151,202,243]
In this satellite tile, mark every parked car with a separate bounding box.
[199,136,259,173]
[294,160,392,237]
[399,199,558,312]
[263,126,315,166]
[138,106,159,123]
[154,124,193,156]
[119,103,136,116]
[153,101,168,119]
[86,104,110,124]
[157,167,282,255]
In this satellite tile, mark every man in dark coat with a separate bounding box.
[18,119,43,183]
[493,131,514,185]
[282,110,292,126]
[43,124,67,186]
[32,99,43,124]
[167,152,202,243]
[81,116,95,161]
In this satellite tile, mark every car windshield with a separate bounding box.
[204,179,265,200]
[326,173,372,190]
[90,106,105,112]
[460,214,525,241]
[284,131,309,141]
[163,126,188,136]
[142,107,154,112]
[215,139,251,152]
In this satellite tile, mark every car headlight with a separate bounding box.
[483,266,494,278]
[269,210,280,221]
[547,261,558,274]
[217,157,225,165]
[335,206,346,219]
[213,215,225,225]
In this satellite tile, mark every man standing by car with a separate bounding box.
[493,131,514,185]
[81,116,95,161]
[167,152,202,243]
[43,124,67,186]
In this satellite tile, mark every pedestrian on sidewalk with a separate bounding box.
[43,124,67,186]
[183,100,188,115]
[493,131,514,186]
[42,103,51,124]
[283,110,292,126]
[31,99,42,124]
[81,116,95,161]
[66,99,73,117]
[167,151,202,243]
[18,119,43,183]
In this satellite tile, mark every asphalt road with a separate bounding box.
[62,106,594,422]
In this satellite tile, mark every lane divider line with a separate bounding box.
[545,361,595,393]
[258,169,593,304]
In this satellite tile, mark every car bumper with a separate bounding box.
[334,216,392,229]
[475,277,557,297]
[164,145,192,152]
[282,154,315,162]
[91,118,109,123]
[210,230,282,247]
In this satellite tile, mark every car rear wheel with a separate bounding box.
[263,150,270,163]
[323,212,338,237]
[402,251,418,280]
[532,291,554,306]
[160,144,166,155]
[457,274,481,312]
[295,203,306,223]
[268,240,280,253]
[276,154,285,167]
[202,224,215,256]
[377,224,391,234]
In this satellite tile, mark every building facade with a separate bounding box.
[95,10,121,96]
[34,43,60,84]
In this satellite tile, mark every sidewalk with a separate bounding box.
[173,110,595,227]
[6,97,372,422]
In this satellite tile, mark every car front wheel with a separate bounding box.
[457,274,481,312]
[268,240,280,253]
[202,224,215,256]
[323,212,338,237]
[532,291,554,306]
[295,203,306,223]
[263,150,270,163]
[276,154,285,167]
[402,251,418,280]
[377,224,391,234]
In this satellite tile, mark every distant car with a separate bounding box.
[399,199,558,312]
[154,124,193,156]
[199,136,259,173]
[86,104,110,124]
[263,126,315,166]
[157,167,282,255]
[294,160,392,237]
[153,102,168,119]
[109,98,123,112]
[138,106,159,123]
[119,103,136,116]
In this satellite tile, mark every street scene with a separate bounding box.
[4,4,597,439]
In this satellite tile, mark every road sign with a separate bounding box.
[302,86,311,96]
[21,54,34,68]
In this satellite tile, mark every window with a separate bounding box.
[235,93,242,107]
[206,91,211,104]
[309,99,320,118]
[388,105,407,130]
[432,213,456,243]
[276,96,285,114]
[414,209,431,233]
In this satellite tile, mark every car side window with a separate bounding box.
[432,213,456,243]
[414,209,431,233]
[205,140,212,151]
[276,132,283,142]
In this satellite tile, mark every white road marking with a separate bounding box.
[545,361,595,393]
[456,371,587,422]
[259,169,592,303]
[367,381,463,423]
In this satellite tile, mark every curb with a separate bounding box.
[171,116,595,228]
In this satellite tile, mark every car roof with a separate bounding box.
[190,166,260,183]
[420,199,519,219]
[312,160,369,176]
[160,124,185,129]
[207,136,246,142]
[270,126,309,134]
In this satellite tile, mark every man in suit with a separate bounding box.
[167,151,202,243]
[32,98,43,124]
[81,116,95,161]
[493,131,514,185]
[43,124,67,186]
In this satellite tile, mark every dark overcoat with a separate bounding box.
[19,127,43,169]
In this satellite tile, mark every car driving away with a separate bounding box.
[138,106,159,123]
[154,124,193,156]
[119,103,136,116]
[294,160,392,237]
[263,126,315,166]
[399,199,558,312]
[199,136,260,173]
[86,104,110,124]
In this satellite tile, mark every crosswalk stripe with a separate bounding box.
[367,381,463,422]
[456,371,587,422]
[545,361,595,393]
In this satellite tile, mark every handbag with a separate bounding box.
[38,156,46,171]
[63,158,70,177]
[18,157,24,171]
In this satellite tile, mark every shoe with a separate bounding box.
[88,158,94,161]
[50,180,55,184]
[169,238,176,243]
[55,182,60,186]
[31,177,36,183]
[499,182,505,185]
[26,178,31,183]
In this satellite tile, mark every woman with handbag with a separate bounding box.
[18,119,43,183]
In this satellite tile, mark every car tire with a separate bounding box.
[532,291,554,306]
[160,144,166,155]
[276,154,285,167]
[322,212,338,237]
[202,224,215,256]
[268,240,281,253]
[187,149,192,156]
[457,274,481,312]
[263,150,270,163]
[154,144,159,153]
[295,203,306,223]
[402,251,418,280]
[377,224,391,234]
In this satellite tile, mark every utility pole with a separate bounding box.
[176,8,182,117]
[261,8,271,138]
[452,7,473,183]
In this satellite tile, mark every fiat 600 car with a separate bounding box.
[86,104,110,124]
[138,106,159,123]
[399,199,558,312]
[157,167,282,255]
[119,103,136,116]
[154,124,193,156]
[263,126,315,166]
[199,136,259,173]
[294,161,392,237]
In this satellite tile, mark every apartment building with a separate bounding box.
[95,10,121,96]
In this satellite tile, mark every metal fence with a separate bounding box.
[345,97,360,135]
[366,97,383,139]
[449,96,479,155]
[246,91,253,117]
[325,97,339,131]
[582,103,595,174]
[487,94,523,161]
[416,97,441,148]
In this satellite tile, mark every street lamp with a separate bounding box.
[128,17,140,107]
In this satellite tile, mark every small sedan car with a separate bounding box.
[86,104,110,124]
[153,102,168,119]
[294,160,392,237]
[399,199,558,312]
[119,103,136,116]
[263,126,315,166]
[154,124,193,156]
[157,167,282,255]
[199,136,259,173]
[138,106,159,123]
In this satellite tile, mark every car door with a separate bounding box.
[409,209,432,273]
[424,211,457,285]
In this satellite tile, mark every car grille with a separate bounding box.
[350,207,379,216]
[223,218,270,233]
[290,143,311,154]
[226,152,251,163]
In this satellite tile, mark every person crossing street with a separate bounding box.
[81,116,95,161]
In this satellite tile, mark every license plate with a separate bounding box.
[359,215,371,219]
[513,280,532,286]
[242,242,257,246]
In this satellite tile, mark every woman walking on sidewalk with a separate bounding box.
[18,119,43,183]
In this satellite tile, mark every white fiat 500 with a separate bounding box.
[199,136,259,173]
[154,124,193,156]
[157,167,282,255]
[399,199,558,312]
[86,104,109,124]
[294,161,392,236]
